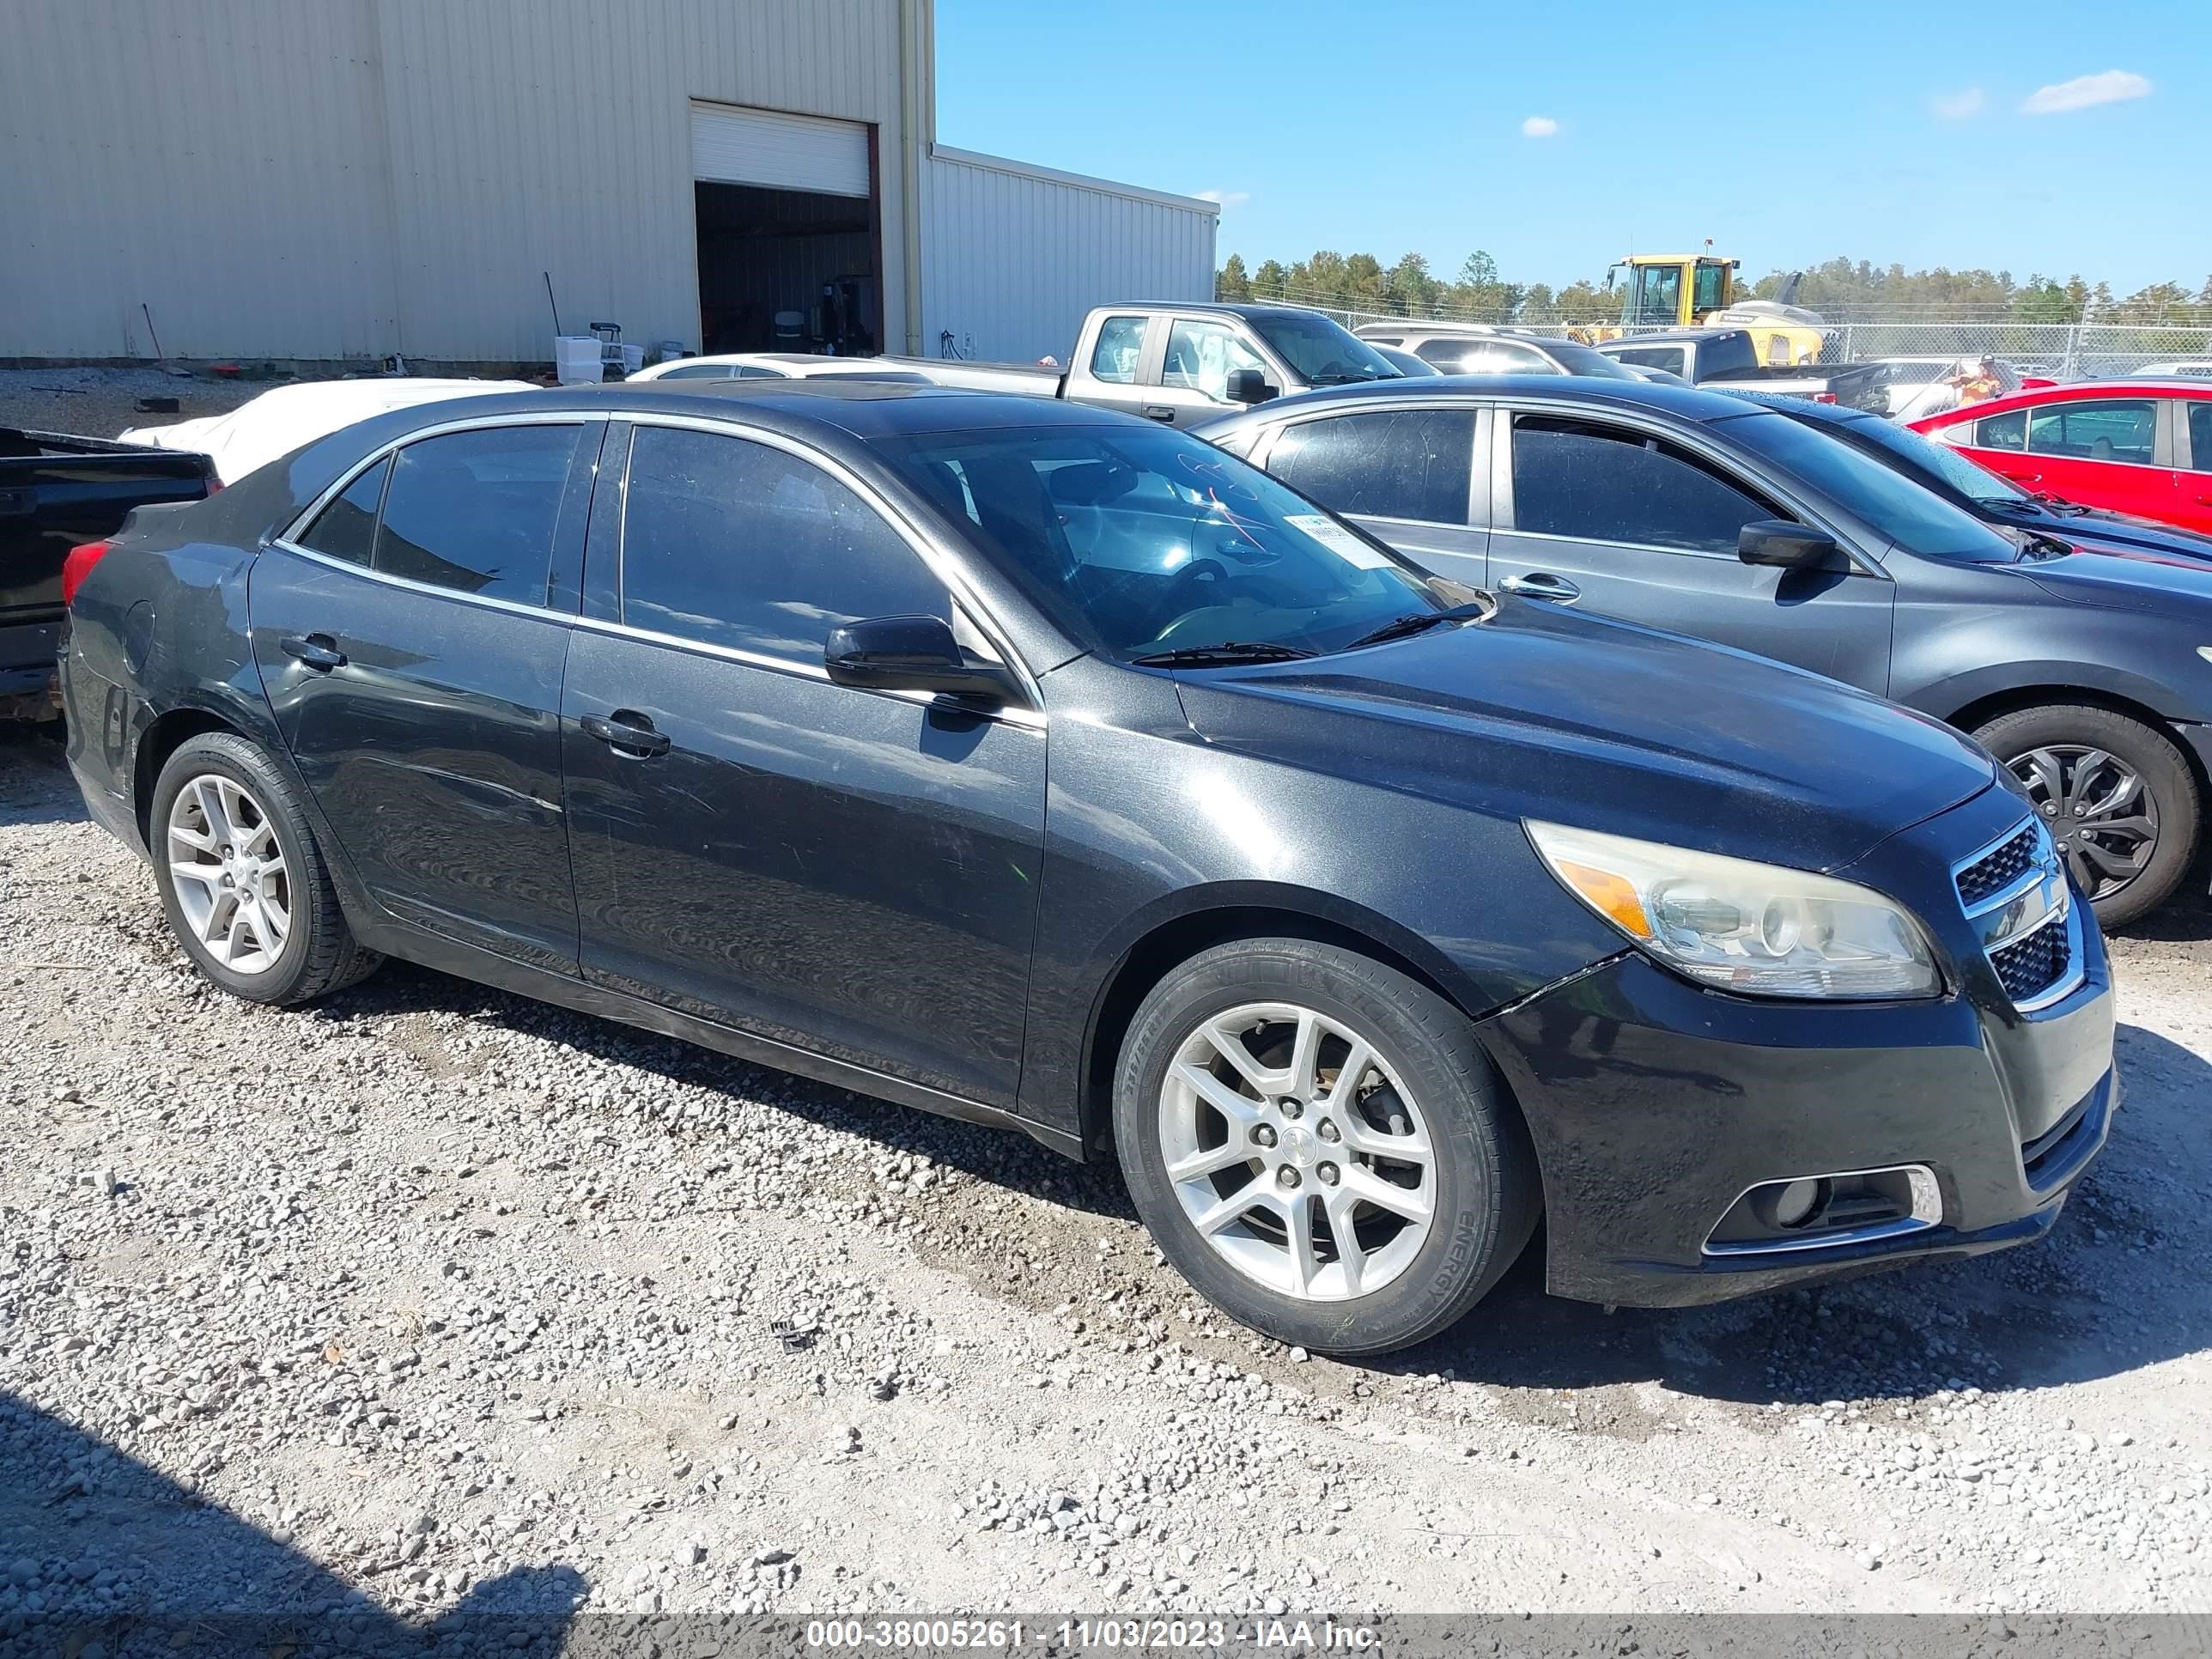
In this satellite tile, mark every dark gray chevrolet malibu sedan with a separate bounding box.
[60,382,2113,1355]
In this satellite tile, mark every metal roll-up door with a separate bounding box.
[690,101,872,199]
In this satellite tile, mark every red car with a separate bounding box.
[1911,380,2212,535]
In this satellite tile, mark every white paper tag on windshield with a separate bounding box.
[1285,513,1395,570]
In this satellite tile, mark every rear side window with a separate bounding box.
[374,425,580,603]
[1267,410,1476,525]
[620,426,948,664]
[2026,399,2156,465]
[1510,416,1772,553]
[1976,410,2027,451]
[299,456,389,566]
[2189,403,2212,474]
[1090,316,1149,385]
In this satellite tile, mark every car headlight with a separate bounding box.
[1525,821,1941,1000]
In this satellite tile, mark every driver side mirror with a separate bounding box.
[824,616,1015,703]
[1737,520,1841,569]
[1224,367,1278,405]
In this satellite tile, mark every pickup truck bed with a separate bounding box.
[2,428,214,717]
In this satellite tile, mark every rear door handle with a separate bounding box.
[1140,405,1176,422]
[1498,572,1580,603]
[279,633,347,672]
[580,710,671,759]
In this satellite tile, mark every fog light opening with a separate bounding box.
[1768,1177,1828,1231]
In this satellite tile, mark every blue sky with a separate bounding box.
[934,0,2209,294]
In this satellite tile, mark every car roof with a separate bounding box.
[376,379,1152,442]
[1194,374,1773,428]
[1721,389,1878,427]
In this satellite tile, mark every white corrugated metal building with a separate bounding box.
[0,0,1216,368]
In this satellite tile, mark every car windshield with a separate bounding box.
[1715,410,2020,562]
[1819,413,2033,506]
[1246,313,1403,386]
[870,424,1446,660]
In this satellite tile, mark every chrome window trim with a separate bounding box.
[1701,1162,1943,1258]
[272,406,1048,720]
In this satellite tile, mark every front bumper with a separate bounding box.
[1478,795,2116,1310]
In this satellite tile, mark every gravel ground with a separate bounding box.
[3,724,2210,1648]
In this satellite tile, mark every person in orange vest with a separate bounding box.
[1945,355,2003,404]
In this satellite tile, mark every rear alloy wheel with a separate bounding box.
[1974,703,2199,929]
[149,732,382,1005]
[1116,938,1538,1356]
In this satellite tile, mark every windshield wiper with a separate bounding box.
[1342,601,1491,652]
[1128,641,1317,668]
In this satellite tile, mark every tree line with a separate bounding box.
[1215,250,2212,325]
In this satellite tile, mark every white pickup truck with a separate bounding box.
[889,302,1407,427]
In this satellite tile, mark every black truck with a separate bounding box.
[2,428,215,721]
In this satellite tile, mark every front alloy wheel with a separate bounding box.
[2008,745,2158,903]
[1115,938,1538,1356]
[1159,1002,1435,1301]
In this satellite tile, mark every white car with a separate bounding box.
[118,377,534,484]
[626,352,930,385]
[2133,360,2212,380]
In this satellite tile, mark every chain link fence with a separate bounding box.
[1294,304,2212,380]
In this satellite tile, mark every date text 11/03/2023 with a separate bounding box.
[804,1620,1384,1651]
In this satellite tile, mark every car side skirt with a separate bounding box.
[344,908,1088,1163]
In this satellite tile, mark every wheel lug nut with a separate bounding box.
[1317,1163,1340,1186]
[1316,1120,1340,1143]
[1278,1166,1302,1190]
[1253,1125,1277,1148]
[1280,1099,1304,1120]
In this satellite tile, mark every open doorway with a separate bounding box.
[693,182,880,357]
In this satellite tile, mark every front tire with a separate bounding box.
[1114,938,1538,1357]
[1973,704,2200,929]
[149,732,381,1005]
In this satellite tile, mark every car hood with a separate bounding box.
[1170,599,1999,876]
[2020,543,2212,614]
[1996,502,2212,562]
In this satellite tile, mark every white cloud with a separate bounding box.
[1195,189,1250,210]
[1930,86,1985,119]
[1520,115,1559,138]
[2023,69,2151,115]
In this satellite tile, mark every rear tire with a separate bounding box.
[1114,937,1538,1357]
[149,732,382,1005]
[1972,704,2199,930]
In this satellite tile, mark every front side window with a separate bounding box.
[1975,410,2027,452]
[1161,320,1268,402]
[2026,399,2156,465]
[374,425,580,602]
[1266,410,1475,525]
[1090,315,1149,385]
[299,455,390,566]
[872,423,1442,661]
[1243,313,1400,386]
[1626,264,1681,327]
[1510,416,1772,554]
[620,426,947,663]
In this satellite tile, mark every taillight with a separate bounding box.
[1812,392,1838,404]
[60,540,112,608]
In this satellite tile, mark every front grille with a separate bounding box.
[1956,823,2039,907]
[1953,817,2081,1011]
[1990,911,2072,1001]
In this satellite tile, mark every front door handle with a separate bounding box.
[1498,572,1581,603]
[580,710,671,759]
[279,633,347,672]
[1140,405,1176,422]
